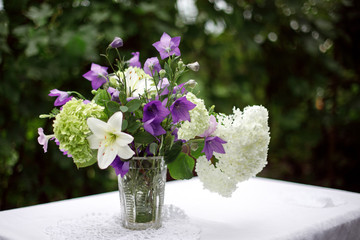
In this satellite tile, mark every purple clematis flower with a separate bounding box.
[110,156,130,177]
[202,136,227,160]
[144,57,162,76]
[109,37,123,48]
[143,118,167,136]
[82,63,108,90]
[143,100,170,123]
[128,52,141,68]
[152,32,181,59]
[48,89,72,106]
[170,96,196,123]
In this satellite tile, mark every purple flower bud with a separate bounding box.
[109,37,123,48]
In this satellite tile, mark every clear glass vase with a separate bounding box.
[118,156,167,230]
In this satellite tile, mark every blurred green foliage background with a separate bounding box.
[1,0,359,210]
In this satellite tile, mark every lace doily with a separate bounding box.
[45,205,201,240]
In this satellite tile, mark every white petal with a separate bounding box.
[108,112,123,130]
[87,134,102,149]
[117,145,135,160]
[116,132,134,146]
[97,144,117,169]
[87,118,109,137]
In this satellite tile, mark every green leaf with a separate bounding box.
[122,119,128,131]
[93,89,110,107]
[127,120,142,133]
[106,101,120,115]
[119,92,127,105]
[120,105,128,112]
[133,131,156,144]
[164,140,183,164]
[167,152,194,180]
[126,99,141,112]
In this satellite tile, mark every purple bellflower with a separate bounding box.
[170,96,196,123]
[82,63,108,90]
[107,87,120,102]
[152,32,181,59]
[143,118,167,136]
[48,89,72,106]
[199,115,227,160]
[110,156,130,177]
[144,57,161,76]
[143,100,170,122]
[128,52,141,68]
[143,100,170,136]
[109,37,123,48]
[202,136,227,161]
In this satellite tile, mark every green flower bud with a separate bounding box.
[159,69,166,78]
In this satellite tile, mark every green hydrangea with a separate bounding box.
[53,99,105,168]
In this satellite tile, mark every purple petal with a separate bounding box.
[128,52,141,68]
[111,156,130,177]
[48,89,72,106]
[37,128,49,153]
[202,136,227,160]
[83,63,108,90]
[153,32,181,59]
[144,57,161,76]
[144,118,166,136]
[160,32,172,43]
[171,36,181,47]
[143,100,170,123]
[107,87,120,102]
[170,96,196,123]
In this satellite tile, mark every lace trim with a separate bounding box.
[45,205,201,240]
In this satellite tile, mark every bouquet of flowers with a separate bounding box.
[38,33,270,197]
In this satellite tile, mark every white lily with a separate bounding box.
[87,112,135,169]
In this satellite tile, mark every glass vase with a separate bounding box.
[118,156,167,230]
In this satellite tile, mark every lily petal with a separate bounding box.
[115,132,134,146]
[87,134,102,149]
[97,144,117,169]
[117,145,135,160]
[108,111,123,130]
[87,118,110,137]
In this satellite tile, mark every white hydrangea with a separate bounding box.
[195,156,237,197]
[177,92,210,141]
[195,105,270,197]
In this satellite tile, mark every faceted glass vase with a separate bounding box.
[118,156,167,230]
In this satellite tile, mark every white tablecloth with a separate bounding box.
[1,177,360,240]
